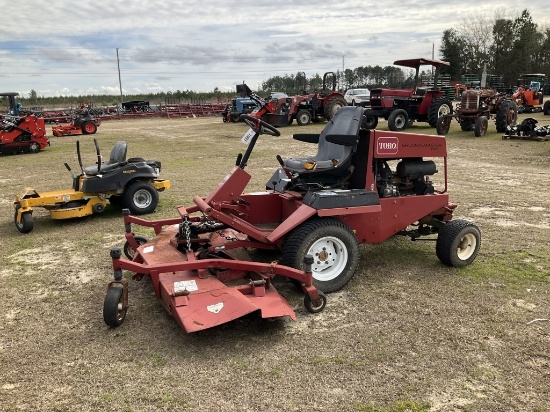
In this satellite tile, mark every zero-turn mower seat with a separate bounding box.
[84,141,128,175]
[284,106,363,176]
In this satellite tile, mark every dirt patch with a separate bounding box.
[0,113,549,411]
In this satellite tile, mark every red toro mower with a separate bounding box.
[103,107,480,333]
[52,112,101,137]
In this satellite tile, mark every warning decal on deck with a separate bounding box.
[207,302,224,314]
[173,280,198,293]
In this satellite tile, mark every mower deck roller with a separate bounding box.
[104,108,480,333]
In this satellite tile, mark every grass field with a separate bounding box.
[1,111,549,411]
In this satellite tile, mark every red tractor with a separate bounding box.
[364,58,454,131]
[1,92,50,154]
[512,73,545,114]
[237,72,347,126]
[103,107,480,333]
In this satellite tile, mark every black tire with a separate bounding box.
[230,114,239,123]
[428,98,453,127]
[474,116,488,137]
[122,181,159,215]
[14,208,33,233]
[280,218,359,293]
[388,109,409,131]
[362,115,378,129]
[495,100,518,133]
[323,96,346,121]
[123,235,149,260]
[436,219,481,267]
[81,121,98,135]
[543,100,550,116]
[103,287,126,327]
[296,109,311,126]
[436,116,451,135]
[460,119,473,131]
[109,195,123,208]
[92,202,105,214]
[304,290,327,314]
[28,141,40,153]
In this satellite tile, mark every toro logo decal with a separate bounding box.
[377,137,398,155]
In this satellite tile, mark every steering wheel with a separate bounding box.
[240,114,281,137]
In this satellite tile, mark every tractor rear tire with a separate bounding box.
[280,217,359,293]
[388,109,409,131]
[428,98,453,127]
[81,121,98,135]
[474,116,488,137]
[436,116,451,135]
[543,100,550,116]
[323,96,346,121]
[436,219,481,267]
[296,109,311,126]
[495,100,518,133]
[103,287,126,327]
[14,208,33,234]
[122,181,159,215]
[460,119,473,131]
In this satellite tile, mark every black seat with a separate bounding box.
[84,141,127,175]
[283,106,363,188]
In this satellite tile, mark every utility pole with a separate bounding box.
[116,48,123,106]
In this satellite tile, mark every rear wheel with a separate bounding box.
[280,218,359,293]
[103,287,126,327]
[323,96,346,121]
[495,100,518,133]
[436,219,481,267]
[428,98,453,127]
[543,100,550,115]
[122,181,159,215]
[474,116,488,137]
[296,109,311,126]
[388,109,409,131]
[436,116,451,135]
[81,121,98,134]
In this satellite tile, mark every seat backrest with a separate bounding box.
[313,106,363,163]
[109,141,127,164]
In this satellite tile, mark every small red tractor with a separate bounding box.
[237,72,347,126]
[52,111,101,137]
[1,92,50,155]
[364,58,454,131]
[103,107,480,333]
[436,88,518,137]
[512,74,546,114]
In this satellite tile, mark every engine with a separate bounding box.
[376,158,438,197]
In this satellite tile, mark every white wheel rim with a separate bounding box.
[438,104,451,116]
[457,233,477,260]
[133,189,152,209]
[307,236,348,281]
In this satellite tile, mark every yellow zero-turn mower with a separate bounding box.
[14,139,170,233]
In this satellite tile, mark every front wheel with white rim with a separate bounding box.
[122,180,159,215]
[280,218,360,293]
[436,219,481,267]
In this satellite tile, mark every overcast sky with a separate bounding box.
[1,1,548,98]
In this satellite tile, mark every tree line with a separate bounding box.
[5,8,548,110]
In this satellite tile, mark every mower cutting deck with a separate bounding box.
[104,107,480,333]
